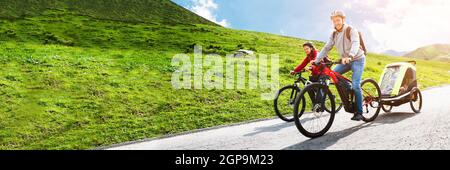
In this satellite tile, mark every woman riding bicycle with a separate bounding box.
[290,42,331,75]
[274,42,334,123]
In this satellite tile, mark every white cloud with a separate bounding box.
[348,0,450,52]
[343,2,352,9]
[190,0,230,27]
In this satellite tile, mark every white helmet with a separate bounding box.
[330,10,346,19]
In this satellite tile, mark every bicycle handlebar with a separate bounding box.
[314,58,354,66]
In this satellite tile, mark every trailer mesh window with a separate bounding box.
[380,66,400,96]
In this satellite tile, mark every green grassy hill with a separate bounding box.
[404,44,450,62]
[0,0,217,25]
[0,0,449,149]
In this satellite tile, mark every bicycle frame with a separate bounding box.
[289,72,313,103]
[294,72,307,85]
[310,63,376,113]
[293,71,314,87]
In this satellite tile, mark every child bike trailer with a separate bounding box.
[379,61,422,113]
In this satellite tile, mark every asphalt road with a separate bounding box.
[106,85,450,150]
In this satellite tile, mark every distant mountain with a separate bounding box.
[404,44,450,62]
[381,50,409,57]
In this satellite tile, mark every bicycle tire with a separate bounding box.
[293,83,335,138]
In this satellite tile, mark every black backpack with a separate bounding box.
[333,26,367,55]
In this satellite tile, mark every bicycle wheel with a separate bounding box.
[293,83,335,138]
[326,85,343,113]
[274,85,300,122]
[360,79,381,122]
[410,88,422,113]
[335,98,343,113]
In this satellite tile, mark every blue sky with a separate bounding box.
[172,0,450,53]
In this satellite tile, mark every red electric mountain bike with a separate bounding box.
[293,59,381,138]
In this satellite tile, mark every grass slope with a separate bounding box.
[0,2,449,149]
[0,0,216,26]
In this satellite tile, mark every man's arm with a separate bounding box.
[315,32,335,64]
[348,27,360,58]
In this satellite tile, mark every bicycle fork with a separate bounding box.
[312,88,326,112]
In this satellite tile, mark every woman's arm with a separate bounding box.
[293,56,311,73]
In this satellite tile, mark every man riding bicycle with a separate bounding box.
[314,10,367,121]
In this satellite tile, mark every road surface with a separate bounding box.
[105,85,450,150]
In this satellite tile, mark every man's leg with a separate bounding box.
[333,64,351,75]
[351,57,366,115]
[326,64,351,112]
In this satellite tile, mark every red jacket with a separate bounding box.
[293,49,330,73]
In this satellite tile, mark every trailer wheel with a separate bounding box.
[410,88,422,113]
[381,104,393,113]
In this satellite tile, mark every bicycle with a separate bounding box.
[293,59,381,138]
[274,70,343,122]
